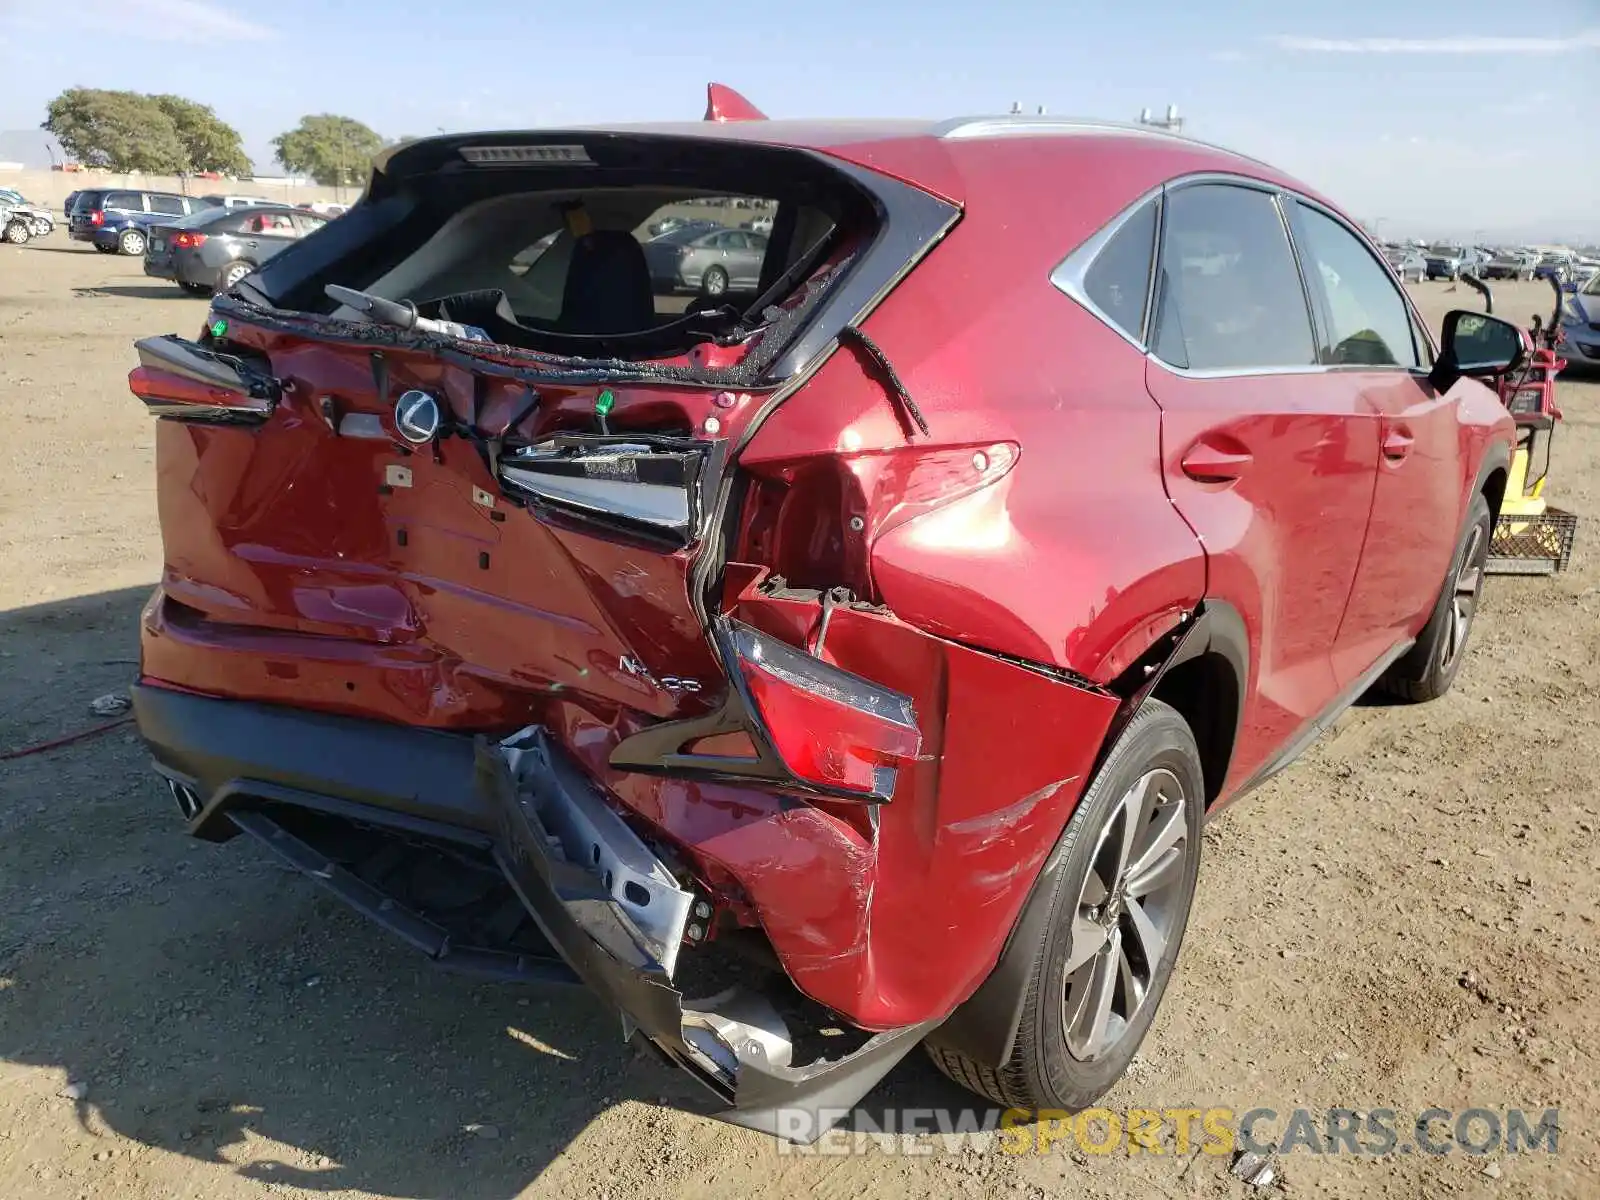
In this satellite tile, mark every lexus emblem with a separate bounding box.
[394,390,441,444]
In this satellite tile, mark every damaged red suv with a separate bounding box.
[129,92,1520,1137]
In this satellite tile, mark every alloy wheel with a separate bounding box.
[1062,768,1190,1061]
[1440,522,1486,674]
[121,231,144,255]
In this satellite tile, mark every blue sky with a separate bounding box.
[0,0,1595,240]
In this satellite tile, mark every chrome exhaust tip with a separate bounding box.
[167,778,202,820]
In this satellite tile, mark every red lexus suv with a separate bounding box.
[127,90,1519,1137]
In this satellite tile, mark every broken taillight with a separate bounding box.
[128,334,280,425]
[497,436,715,548]
[729,623,919,800]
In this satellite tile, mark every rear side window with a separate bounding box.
[148,194,186,216]
[243,211,299,238]
[104,192,143,212]
[1292,204,1420,368]
[1152,184,1317,372]
[1082,200,1157,341]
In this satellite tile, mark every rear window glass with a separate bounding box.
[173,207,254,232]
[374,193,787,326]
[1083,200,1157,341]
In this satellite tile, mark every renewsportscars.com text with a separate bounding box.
[773,1106,1562,1157]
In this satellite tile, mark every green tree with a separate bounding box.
[151,95,250,175]
[42,88,187,173]
[272,115,384,187]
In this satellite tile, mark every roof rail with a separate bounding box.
[935,115,1280,172]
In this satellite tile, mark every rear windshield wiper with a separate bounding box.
[324,283,491,343]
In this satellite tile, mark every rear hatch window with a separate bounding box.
[234,132,956,384]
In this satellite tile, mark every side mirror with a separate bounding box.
[1429,309,1526,392]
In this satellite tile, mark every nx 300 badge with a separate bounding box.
[394,390,442,444]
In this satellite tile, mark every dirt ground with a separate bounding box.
[1,235,1597,1200]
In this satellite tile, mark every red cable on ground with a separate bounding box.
[0,716,135,762]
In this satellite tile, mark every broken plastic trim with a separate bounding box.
[610,617,918,803]
[498,726,695,978]
[496,434,720,548]
[128,334,281,425]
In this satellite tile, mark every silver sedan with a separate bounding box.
[675,228,769,296]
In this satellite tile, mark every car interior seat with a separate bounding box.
[559,230,655,335]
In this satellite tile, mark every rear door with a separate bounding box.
[1143,180,1382,788]
[1287,199,1458,671]
[240,210,300,263]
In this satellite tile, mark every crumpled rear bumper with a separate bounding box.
[131,681,933,1139]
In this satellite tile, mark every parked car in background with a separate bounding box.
[1558,269,1600,371]
[0,189,54,241]
[1483,248,1538,280]
[1383,245,1426,283]
[143,205,327,295]
[68,189,207,255]
[639,220,724,290]
[299,201,349,217]
[646,215,717,239]
[1424,244,1471,280]
[126,113,1519,1136]
[673,226,768,294]
[1534,254,1574,285]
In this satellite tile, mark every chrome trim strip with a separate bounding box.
[139,400,270,425]
[499,467,691,533]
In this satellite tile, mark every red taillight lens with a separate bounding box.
[730,623,919,799]
[172,232,207,249]
[90,210,104,226]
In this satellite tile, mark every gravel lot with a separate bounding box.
[1,236,1597,1200]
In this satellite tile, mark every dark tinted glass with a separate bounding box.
[1152,185,1317,371]
[1083,200,1157,341]
[1294,204,1419,368]
[148,194,186,215]
[104,192,143,211]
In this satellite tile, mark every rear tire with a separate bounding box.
[701,265,729,296]
[926,699,1204,1109]
[1378,493,1492,703]
[217,260,254,293]
[94,244,117,254]
[179,281,211,296]
[118,228,145,256]
[4,221,31,244]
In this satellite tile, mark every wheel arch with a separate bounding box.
[923,599,1247,1070]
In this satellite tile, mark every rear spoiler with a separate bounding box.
[704,83,767,123]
